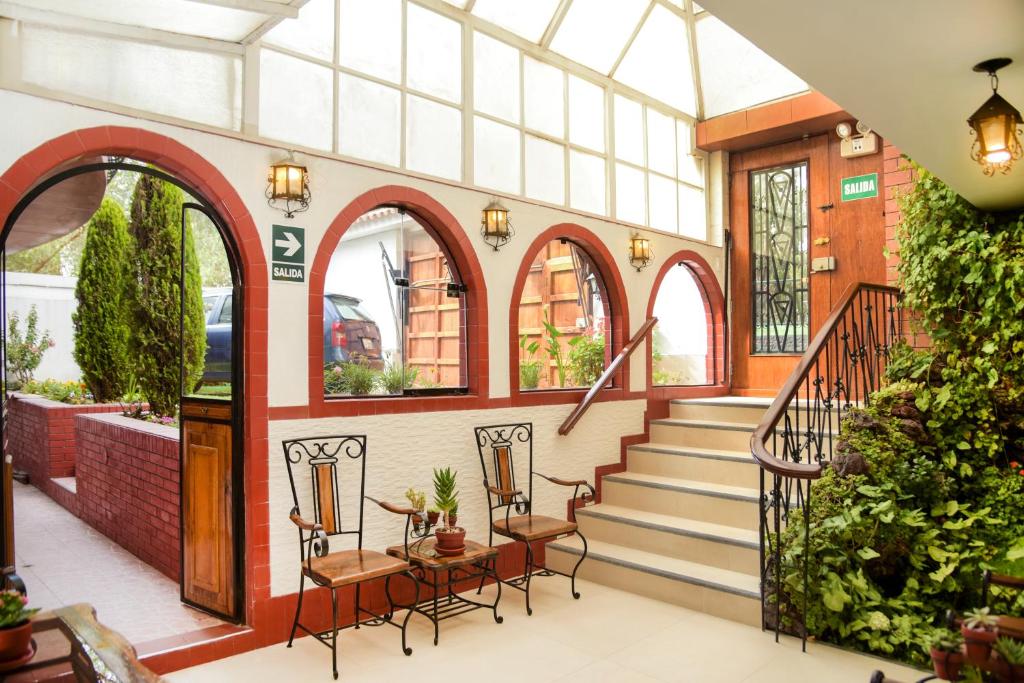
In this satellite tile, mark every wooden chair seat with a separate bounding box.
[304,549,410,588]
[492,515,577,541]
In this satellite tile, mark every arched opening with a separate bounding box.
[307,186,488,416]
[509,224,629,401]
[647,250,726,395]
[0,128,268,650]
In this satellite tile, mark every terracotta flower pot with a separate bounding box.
[427,511,440,527]
[434,527,466,557]
[961,624,997,667]
[930,647,964,682]
[411,513,423,532]
[0,621,32,662]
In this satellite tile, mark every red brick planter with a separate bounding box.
[6,393,125,512]
[75,414,180,581]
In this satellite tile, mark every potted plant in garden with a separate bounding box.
[961,606,999,666]
[0,589,39,666]
[927,627,965,682]
[404,488,426,532]
[432,467,465,557]
[994,636,1024,681]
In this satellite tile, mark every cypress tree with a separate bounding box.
[127,174,206,416]
[72,197,132,401]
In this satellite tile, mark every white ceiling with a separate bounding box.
[697,0,1024,211]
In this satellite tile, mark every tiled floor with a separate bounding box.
[167,577,927,683]
[12,481,224,645]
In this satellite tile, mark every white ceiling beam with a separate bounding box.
[540,0,573,49]
[609,1,654,77]
[0,1,244,54]
[242,0,309,44]
[187,0,298,18]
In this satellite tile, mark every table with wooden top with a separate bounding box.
[3,603,161,682]
[386,537,503,646]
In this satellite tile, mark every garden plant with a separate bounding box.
[6,306,53,389]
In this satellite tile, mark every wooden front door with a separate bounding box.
[730,134,885,395]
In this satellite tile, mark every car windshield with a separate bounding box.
[328,295,370,321]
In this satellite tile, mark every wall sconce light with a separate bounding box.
[628,233,653,272]
[266,156,311,217]
[480,198,513,251]
[968,58,1022,176]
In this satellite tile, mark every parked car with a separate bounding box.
[200,291,384,384]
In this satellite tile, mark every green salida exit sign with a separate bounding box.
[840,172,879,202]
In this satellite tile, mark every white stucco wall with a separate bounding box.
[5,272,79,382]
[0,88,724,599]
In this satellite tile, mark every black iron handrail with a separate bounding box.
[558,317,657,436]
[750,282,903,649]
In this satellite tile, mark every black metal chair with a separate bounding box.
[283,435,421,680]
[474,423,594,615]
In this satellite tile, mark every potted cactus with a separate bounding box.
[0,589,39,665]
[432,467,465,556]
[404,488,426,531]
[961,606,999,666]
[927,627,965,682]
[994,636,1024,681]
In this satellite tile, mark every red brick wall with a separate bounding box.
[7,394,125,512]
[75,414,180,580]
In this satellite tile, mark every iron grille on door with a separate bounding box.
[750,162,809,354]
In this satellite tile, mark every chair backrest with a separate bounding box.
[475,423,532,519]
[283,435,368,552]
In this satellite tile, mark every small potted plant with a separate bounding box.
[432,467,465,557]
[0,589,39,665]
[994,636,1024,681]
[426,506,440,528]
[961,606,999,666]
[404,488,426,531]
[927,627,965,682]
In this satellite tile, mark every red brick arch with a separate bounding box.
[646,249,728,399]
[509,223,632,405]
[0,126,271,666]
[306,185,489,417]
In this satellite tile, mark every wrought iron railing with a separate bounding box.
[750,282,903,649]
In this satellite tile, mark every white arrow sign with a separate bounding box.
[274,230,301,258]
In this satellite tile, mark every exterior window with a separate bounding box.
[652,265,710,386]
[750,162,809,354]
[517,239,610,390]
[323,208,467,397]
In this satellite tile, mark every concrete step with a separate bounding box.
[601,472,760,530]
[575,504,759,575]
[627,443,759,489]
[670,397,773,423]
[546,535,760,626]
[649,418,757,451]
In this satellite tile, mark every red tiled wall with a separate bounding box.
[882,141,929,349]
[75,414,180,580]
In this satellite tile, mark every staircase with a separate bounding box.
[547,397,769,626]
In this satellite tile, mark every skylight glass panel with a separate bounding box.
[648,173,678,233]
[438,0,469,7]
[525,136,565,205]
[14,0,266,42]
[474,32,520,124]
[406,96,462,180]
[471,0,561,43]
[474,116,521,194]
[614,95,644,166]
[569,150,605,215]
[407,3,462,103]
[339,0,401,84]
[646,109,676,177]
[524,57,564,138]
[264,0,333,61]
[679,183,706,240]
[549,0,648,75]
[615,163,646,225]
[614,4,696,115]
[696,16,807,118]
[568,76,605,152]
[259,49,332,150]
[338,74,401,167]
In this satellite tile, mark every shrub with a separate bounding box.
[381,357,418,394]
[6,306,54,388]
[73,197,132,402]
[519,334,541,389]
[341,361,378,395]
[127,174,206,416]
[567,333,605,386]
[21,378,90,404]
[324,364,347,395]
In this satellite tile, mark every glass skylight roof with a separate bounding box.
[549,0,650,76]
[470,0,561,43]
